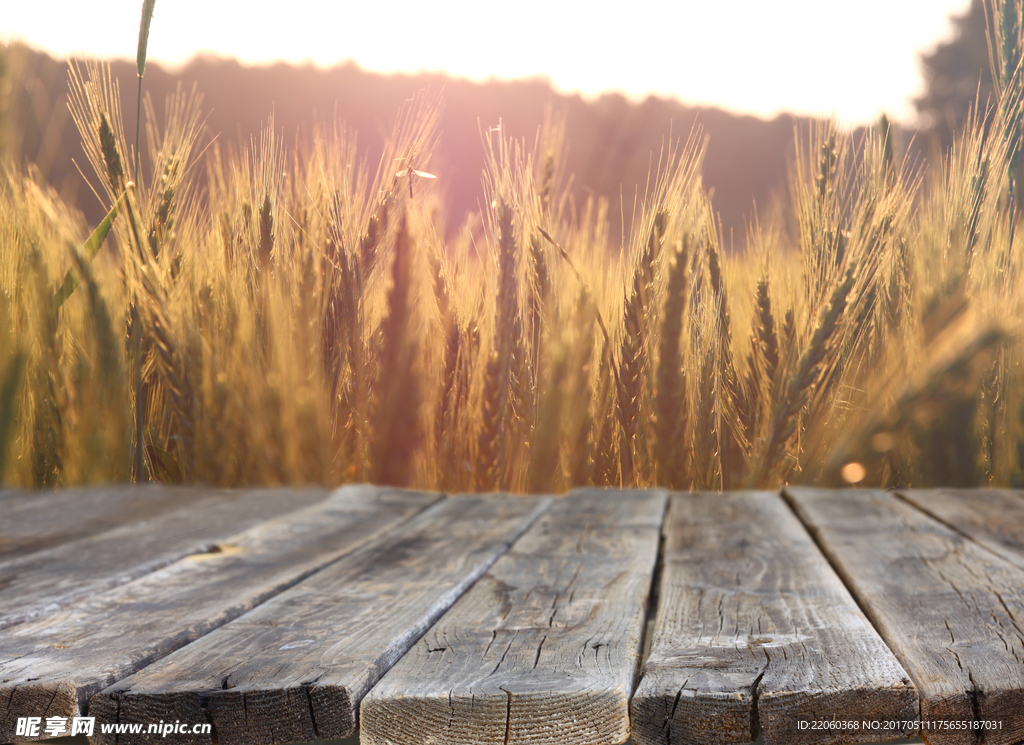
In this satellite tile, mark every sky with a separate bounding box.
[2,0,972,127]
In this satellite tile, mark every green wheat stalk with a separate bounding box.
[135,0,156,182]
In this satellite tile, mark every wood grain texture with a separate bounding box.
[0,486,212,561]
[360,489,667,745]
[786,487,1024,745]
[896,489,1024,572]
[89,494,551,745]
[631,491,917,745]
[0,485,437,742]
[0,488,330,631]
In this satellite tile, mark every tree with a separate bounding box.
[916,0,995,145]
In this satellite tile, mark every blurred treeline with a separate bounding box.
[0,41,869,249]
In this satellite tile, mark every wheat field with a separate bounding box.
[1,3,1023,493]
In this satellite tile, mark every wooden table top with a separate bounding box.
[0,486,1022,745]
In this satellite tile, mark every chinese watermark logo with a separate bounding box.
[15,716,95,738]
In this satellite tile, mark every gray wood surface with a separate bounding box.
[896,489,1024,572]
[631,491,917,745]
[0,485,437,742]
[0,486,213,561]
[89,494,551,745]
[786,487,1024,745]
[360,489,667,745]
[0,487,330,631]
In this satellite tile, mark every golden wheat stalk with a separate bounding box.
[616,211,665,485]
[370,211,420,486]
[757,267,856,485]
[477,198,518,491]
[654,237,690,488]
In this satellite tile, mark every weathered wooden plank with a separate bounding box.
[897,489,1024,572]
[360,489,667,745]
[630,491,917,745]
[786,487,1024,745]
[0,486,212,562]
[0,485,438,743]
[0,487,330,630]
[89,493,551,745]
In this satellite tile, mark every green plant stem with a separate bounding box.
[135,76,142,183]
[1009,174,1017,260]
[130,304,147,482]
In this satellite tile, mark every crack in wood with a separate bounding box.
[501,688,512,745]
[532,636,547,670]
[749,663,768,741]
[303,684,319,741]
